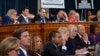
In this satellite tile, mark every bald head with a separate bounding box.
[77,24,85,36]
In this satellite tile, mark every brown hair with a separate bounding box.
[13,28,28,39]
[31,34,42,54]
[30,34,42,54]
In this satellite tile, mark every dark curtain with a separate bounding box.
[49,0,100,20]
[0,0,37,17]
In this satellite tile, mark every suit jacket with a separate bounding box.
[50,15,67,22]
[33,15,50,23]
[42,41,67,56]
[91,17,98,21]
[19,49,25,56]
[2,16,13,24]
[19,49,32,56]
[75,34,89,48]
[18,15,32,23]
[66,37,80,55]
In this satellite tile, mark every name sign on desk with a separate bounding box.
[41,0,65,8]
[75,0,94,9]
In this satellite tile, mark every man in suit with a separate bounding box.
[33,8,49,23]
[75,24,90,49]
[13,28,31,56]
[50,10,68,22]
[91,10,100,21]
[42,30,67,56]
[18,7,32,23]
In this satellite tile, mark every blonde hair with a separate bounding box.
[58,27,68,35]
[68,24,77,38]
[31,34,42,54]
[68,10,76,18]
[68,24,77,32]
[6,9,17,17]
[0,37,19,56]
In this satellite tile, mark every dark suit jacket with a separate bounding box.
[66,38,80,55]
[91,17,98,21]
[42,41,67,56]
[19,49,25,56]
[18,15,32,23]
[75,34,89,48]
[50,15,67,22]
[19,49,33,56]
[33,15,50,23]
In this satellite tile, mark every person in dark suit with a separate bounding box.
[50,10,68,22]
[18,7,32,23]
[42,31,67,56]
[13,28,31,56]
[75,25,90,48]
[33,8,50,23]
[91,10,100,21]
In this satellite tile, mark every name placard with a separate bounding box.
[75,0,94,9]
[41,0,65,8]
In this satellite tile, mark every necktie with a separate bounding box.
[42,18,45,23]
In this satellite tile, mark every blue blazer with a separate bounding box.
[2,16,12,24]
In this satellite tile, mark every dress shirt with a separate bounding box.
[20,47,27,56]
[41,17,46,23]
[97,18,100,21]
[53,43,67,51]
[22,14,29,23]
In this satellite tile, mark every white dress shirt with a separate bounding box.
[97,18,100,21]
[78,33,90,44]
[22,14,29,23]
[20,47,27,56]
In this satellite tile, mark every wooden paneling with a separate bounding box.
[0,22,100,44]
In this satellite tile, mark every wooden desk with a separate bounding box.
[0,22,100,44]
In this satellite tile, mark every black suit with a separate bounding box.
[50,15,67,22]
[33,15,50,23]
[66,38,79,55]
[42,41,67,56]
[18,15,32,23]
[91,17,98,21]
[75,34,89,48]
